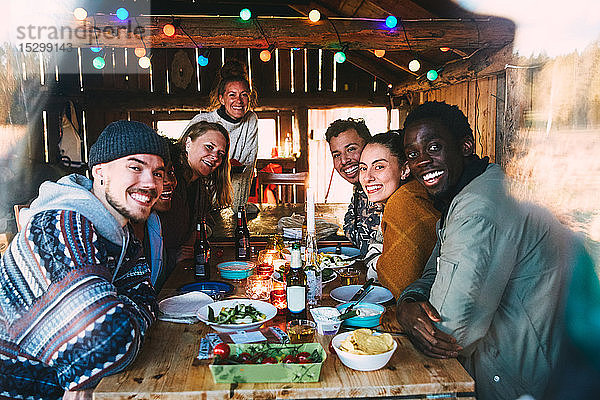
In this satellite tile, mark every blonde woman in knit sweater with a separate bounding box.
[184,60,258,210]
[359,132,440,298]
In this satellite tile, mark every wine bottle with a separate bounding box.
[286,243,307,320]
[194,217,211,281]
[235,205,251,261]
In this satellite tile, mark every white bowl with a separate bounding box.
[196,299,277,332]
[331,331,397,371]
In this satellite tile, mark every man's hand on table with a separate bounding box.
[396,300,462,359]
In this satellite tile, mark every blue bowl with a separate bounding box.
[217,261,255,280]
[336,302,385,328]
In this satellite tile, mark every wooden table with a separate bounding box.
[91,251,475,399]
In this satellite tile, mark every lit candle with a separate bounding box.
[257,249,280,276]
[270,289,287,314]
[246,275,272,300]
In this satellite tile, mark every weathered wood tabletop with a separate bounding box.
[91,248,475,400]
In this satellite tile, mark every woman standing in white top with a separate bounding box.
[184,61,258,210]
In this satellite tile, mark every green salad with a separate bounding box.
[208,303,266,324]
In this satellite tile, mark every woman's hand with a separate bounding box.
[396,300,462,358]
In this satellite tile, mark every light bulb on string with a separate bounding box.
[163,24,175,36]
[260,49,272,62]
[308,9,321,22]
[334,51,346,63]
[440,47,451,52]
[138,56,151,69]
[427,69,438,81]
[385,15,397,28]
[116,7,129,21]
[73,7,87,20]
[90,47,102,53]
[197,55,209,66]
[92,56,105,70]
[239,8,251,21]
[408,59,421,72]
[374,49,385,58]
[134,48,146,58]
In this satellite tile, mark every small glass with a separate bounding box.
[245,274,272,300]
[270,289,287,315]
[257,249,280,276]
[338,267,360,286]
[286,319,316,344]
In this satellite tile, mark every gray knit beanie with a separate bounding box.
[89,120,169,168]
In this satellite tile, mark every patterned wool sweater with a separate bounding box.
[0,174,156,397]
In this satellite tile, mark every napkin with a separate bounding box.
[158,291,214,323]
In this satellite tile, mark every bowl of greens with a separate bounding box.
[197,299,277,332]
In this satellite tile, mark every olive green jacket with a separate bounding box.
[401,164,574,400]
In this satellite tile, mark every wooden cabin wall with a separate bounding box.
[419,75,500,163]
[25,47,389,178]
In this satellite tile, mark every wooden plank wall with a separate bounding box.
[30,46,391,176]
[421,76,499,162]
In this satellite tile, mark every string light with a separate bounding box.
[197,55,209,66]
[134,47,146,58]
[260,49,272,62]
[334,51,346,63]
[90,47,102,53]
[73,7,87,20]
[308,9,321,22]
[408,59,421,72]
[374,49,385,58]
[240,8,251,21]
[427,69,438,81]
[92,56,105,70]
[138,56,151,69]
[163,24,175,36]
[116,7,129,21]
[385,15,397,28]
[440,47,451,52]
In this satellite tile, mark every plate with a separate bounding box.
[158,291,214,318]
[272,269,337,285]
[318,246,361,258]
[318,254,355,269]
[330,285,394,304]
[177,281,234,300]
[197,299,277,332]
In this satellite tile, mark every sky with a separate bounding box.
[457,0,600,57]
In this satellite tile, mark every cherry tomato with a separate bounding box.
[261,356,278,364]
[282,355,298,364]
[213,343,230,359]
[237,352,252,363]
[297,352,312,363]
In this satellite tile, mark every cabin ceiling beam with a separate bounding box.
[72,15,514,51]
[391,43,513,96]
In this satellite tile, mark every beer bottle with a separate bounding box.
[235,206,251,260]
[194,217,211,281]
[286,243,307,320]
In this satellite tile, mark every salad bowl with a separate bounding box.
[197,299,277,332]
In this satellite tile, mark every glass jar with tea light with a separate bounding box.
[257,249,280,276]
[270,289,287,315]
[245,274,272,301]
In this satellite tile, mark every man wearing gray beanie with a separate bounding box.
[0,120,168,399]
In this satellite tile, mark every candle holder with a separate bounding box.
[270,289,287,315]
[257,249,280,276]
[246,274,272,300]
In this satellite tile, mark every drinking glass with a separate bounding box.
[338,267,360,286]
[286,319,316,344]
[245,274,272,300]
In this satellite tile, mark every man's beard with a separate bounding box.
[105,181,157,223]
